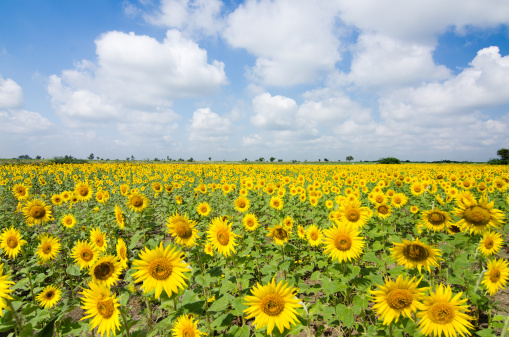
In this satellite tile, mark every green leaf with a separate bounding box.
[211,313,235,330]
[280,260,292,271]
[208,293,234,312]
[323,282,347,296]
[310,271,321,280]
[363,252,380,264]
[353,294,369,309]
[20,323,33,337]
[340,307,354,328]
[261,264,277,275]
[233,325,250,337]
[476,328,495,337]
[232,297,248,316]
[34,315,59,337]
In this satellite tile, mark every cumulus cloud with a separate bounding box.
[144,0,223,37]
[48,30,227,126]
[188,108,231,142]
[223,0,341,86]
[251,93,299,130]
[0,75,24,109]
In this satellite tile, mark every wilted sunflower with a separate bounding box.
[36,285,62,309]
[90,227,108,252]
[306,224,323,247]
[322,223,364,263]
[127,192,148,212]
[244,277,302,335]
[166,212,199,247]
[132,242,191,299]
[116,238,128,270]
[74,182,93,202]
[36,234,61,262]
[267,223,291,246]
[71,240,100,269]
[61,214,76,229]
[417,285,473,337]
[12,183,29,200]
[391,238,442,274]
[269,196,284,210]
[80,282,121,337]
[242,213,259,231]
[482,258,509,296]
[114,205,125,230]
[172,314,205,337]
[453,197,504,235]
[0,227,26,259]
[477,231,503,257]
[89,255,122,287]
[196,202,211,216]
[22,198,52,226]
[335,199,372,229]
[0,264,14,316]
[421,209,452,232]
[207,217,237,257]
[234,196,250,213]
[370,275,426,325]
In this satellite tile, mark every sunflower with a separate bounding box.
[234,196,250,213]
[116,238,128,270]
[481,258,509,296]
[127,192,148,213]
[196,202,211,216]
[175,195,182,204]
[12,183,29,200]
[282,216,294,228]
[114,205,125,230]
[22,198,52,226]
[89,255,122,287]
[242,213,259,231]
[204,243,214,256]
[306,224,323,247]
[36,234,61,262]
[61,214,76,229]
[297,225,306,239]
[453,197,504,235]
[477,231,503,257]
[335,199,372,229]
[244,277,302,335]
[391,238,442,274]
[371,191,387,205]
[74,181,93,202]
[207,217,237,257]
[61,190,71,202]
[51,193,63,206]
[152,182,163,194]
[80,282,121,337]
[369,275,426,325]
[446,222,463,235]
[322,223,365,263]
[166,212,199,247]
[410,182,426,196]
[269,196,284,210]
[410,205,419,214]
[421,209,452,232]
[90,227,107,252]
[375,204,392,219]
[71,240,100,269]
[172,314,205,337]
[267,223,291,246]
[36,285,62,309]
[0,227,26,259]
[132,242,190,299]
[120,184,129,196]
[417,284,473,337]
[0,264,14,316]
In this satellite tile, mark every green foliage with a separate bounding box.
[377,157,401,164]
[50,155,87,164]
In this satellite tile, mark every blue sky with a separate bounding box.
[1,0,509,162]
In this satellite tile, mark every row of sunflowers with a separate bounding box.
[0,163,508,337]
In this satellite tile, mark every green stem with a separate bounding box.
[21,250,36,304]
[6,300,22,334]
[120,308,131,337]
[500,316,509,337]
[145,297,153,329]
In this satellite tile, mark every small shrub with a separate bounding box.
[378,157,401,164]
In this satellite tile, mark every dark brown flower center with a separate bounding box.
[274,228,288,241]
[7,237,18,249]
[80,249,94,262]
[386,289,413,309]
[402,244,429,262]
[334,234,352,251]
[429,303,455,324]
[217,230,230,245]
[148,258,173,280]
[42,243,52,254]
[260,294,285,316]
[175,221,193,239]
[94,262,115,281]
[97,299,115,319]
[30,206,46,219]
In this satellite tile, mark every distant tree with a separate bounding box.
[18,155,31,159]
[324,158,329,162]
[154,158,160,161]
[131,155,135,160]
[278,159,283,162]
[188,157,194,162]
[88,153,94,160]
[209,157,211,161]
[35,155,41,160]
[270,157,276,162]
[346,156,354,162]
[497,148,509,164]
[378,157,401,164]
[318,159,321,162]
[258,157,265,162]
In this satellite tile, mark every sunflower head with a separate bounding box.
[79,282,121,337]
[22,198,52,226]
[36,234,61,262]
[391,238,442,274]
[0,227,27,259]
[269,196,284,211]
[127,192,148,212]
[71,240,100,270]
[196,202,211,216]
[234,196,250,213]
[166,212,199,247]
[89,255,122,287]
[267,223,291,246]
[207,217,237,257]
[242,213,259,231]
[36,285,62,309]
[322,223,365,263]
[172,314,205,337]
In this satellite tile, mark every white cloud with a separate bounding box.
[188,107,231,142]
[48,30,227,126]
[251,93,299,130]
[0,109,52,134]
[144,0,223,37]
[0,75,24,109]
[223,0,341,86]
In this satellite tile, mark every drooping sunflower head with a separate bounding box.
[391,238,442,274]
[172,314,205,337]
[132,242,191,299]
[116,238,128,270]
[481,258,509,296]
[166,212,199,247]
[242,213,259,231]
[297,225,306,239]
[322,223,365,263]
[22,198,52,226]
[370,274,426,325]
[127,192,148,213]
[36,285,62,309]
[0,226,27,259]
[207,217,237,257]
[36,234,61,262]
[79,282,121,337]
[417,284,473,337]
[71,240,100,270]
[89,255,122,287]
[114,204,125,229]
[196,202,211,216]
[234,196,250,213]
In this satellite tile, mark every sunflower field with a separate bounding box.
[0,162,509,337]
